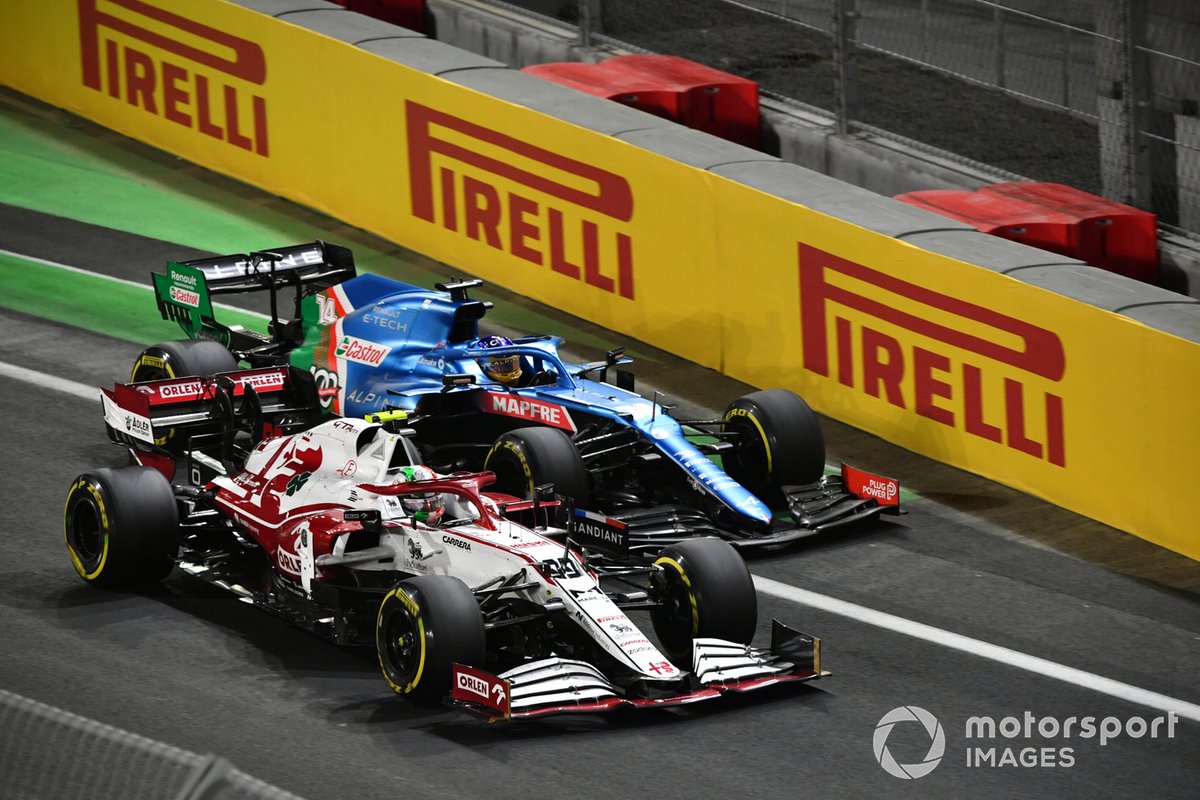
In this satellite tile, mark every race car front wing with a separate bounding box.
[447,620,826,722]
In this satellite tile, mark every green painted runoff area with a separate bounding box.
[0,90,628,354]
[0,90,916,497]
[0,252,266,345]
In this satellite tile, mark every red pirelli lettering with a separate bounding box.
[798,243,1066,467]
[78,0,269,157]
[406,101,635,300]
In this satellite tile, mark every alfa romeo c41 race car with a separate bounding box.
[132,241,900,554]
[65,368,826,720]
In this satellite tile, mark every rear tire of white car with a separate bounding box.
[63,467,179,590]
[483,426,589,506]
[376,576,485,704]
[722,389,826,508]
[650,537,757,664]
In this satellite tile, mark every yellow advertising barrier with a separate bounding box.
[709,179,1200,558]
[2,0,1198,558]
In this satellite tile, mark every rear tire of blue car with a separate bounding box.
[131,339,240,383]
[64,467,179,590]
[650,537,757,665]
[483,427,589,507]
[722,389,826,508]
[131,340,240,453]
[376,576,486,705]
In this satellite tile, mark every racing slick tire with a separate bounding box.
[722,389,826,508]
[376,575,486,705]
[63,466,179,590]
[131,339,240,452]
[483,426,589,507]
[131,339,240,383]
[650,537,757,664]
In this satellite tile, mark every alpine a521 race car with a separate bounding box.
[132,241,900,554]
[66,368,826,720]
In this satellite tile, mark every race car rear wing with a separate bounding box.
[152,241,356,354]
[101,366,323,470]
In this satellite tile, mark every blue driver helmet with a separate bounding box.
[476,335,523,385]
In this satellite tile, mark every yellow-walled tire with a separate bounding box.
[376,576,485,704]
[64,467,179,590]
[722,389,826,508]
[483,427,589,506]
[132,340,240,452]
[650,537,757,664]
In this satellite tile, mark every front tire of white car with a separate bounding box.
[650,537,757,664]
[376,575,486,704]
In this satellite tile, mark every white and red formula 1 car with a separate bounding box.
[65,366,826,720]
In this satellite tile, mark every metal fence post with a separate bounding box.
[578,0,603,48]
[832,0,859,135]
[992,4,1006,88]
[1121,0,1152,209]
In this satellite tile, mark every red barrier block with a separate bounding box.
[982,183,1158,284]
[895,183,1159,283]
[894,189,1077,259]
[523,55,760,148]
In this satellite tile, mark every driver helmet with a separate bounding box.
[476,335,522,385]
[396,465,444,526]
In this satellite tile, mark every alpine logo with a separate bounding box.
[169,285,200,308]
[479,392,577,432]
[336,336,391,367]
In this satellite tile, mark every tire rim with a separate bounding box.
[383,603,420,688]
[131,357,175,447]
[650,569,693,659]
[69,498,104,569]
[487,455,532,499]
[726,418,770,487]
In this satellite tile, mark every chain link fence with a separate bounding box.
[0,689,309,800]
[499,0,1200,235]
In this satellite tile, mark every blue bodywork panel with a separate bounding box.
[298,274,773,526]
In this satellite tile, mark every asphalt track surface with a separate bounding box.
[1,90,1198,799]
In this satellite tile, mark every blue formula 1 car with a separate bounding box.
[131,241,900,554]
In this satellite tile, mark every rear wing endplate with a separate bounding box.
[152,241,356,342]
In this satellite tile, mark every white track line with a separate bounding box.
[0,361,100,402]
[3,359,1199,724]
[756,576,1200,723]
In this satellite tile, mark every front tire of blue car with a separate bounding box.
[64,467,179,590]
[650,537,757,665]
[722,389,826,508]
[376,576,486,705]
